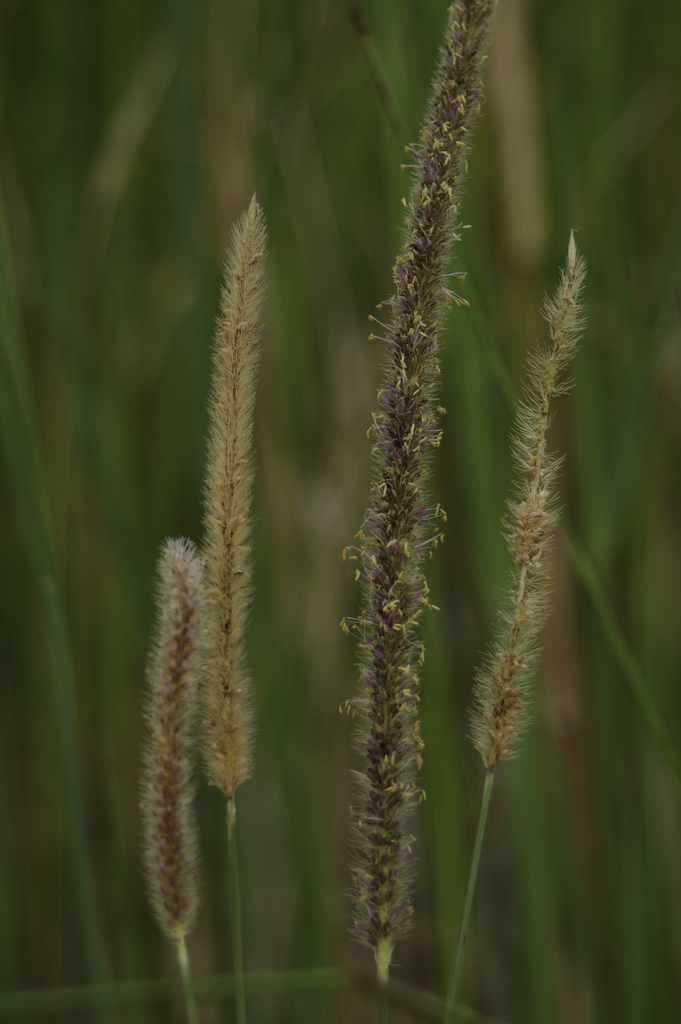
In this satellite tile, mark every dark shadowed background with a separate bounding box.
[1,0,681,1021]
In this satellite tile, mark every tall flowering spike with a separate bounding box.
[141,537,204,942]
[470,234,587,767]
[346,0,497,975]
[203,196,267,800]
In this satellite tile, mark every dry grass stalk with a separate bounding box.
[202,196,267,801]
[470,233,587,766]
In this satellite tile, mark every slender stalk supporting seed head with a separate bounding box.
[202,196,267,801]
[470,234,587,766]
[141,537,204,942]
[345,0,497,974]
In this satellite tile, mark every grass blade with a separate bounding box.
[561,519,681,791]
[0,181,110,990]
[0,968,510,1023]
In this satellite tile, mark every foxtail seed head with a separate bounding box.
[141,537,204,942]
[470,234,586,766]
[347,0,497,968]
[202,197,267,800]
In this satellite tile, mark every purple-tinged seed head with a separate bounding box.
[140,537,204,942]
[345,0,497,977]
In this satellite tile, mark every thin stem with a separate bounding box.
[176,932,199,1024]
[444,767,496,1024]
[227,797,247,1024]
[375,938,391,1024]
[377,984,389,1024]
[348,7,408,146]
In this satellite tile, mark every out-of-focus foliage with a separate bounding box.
[1,0,680,1021]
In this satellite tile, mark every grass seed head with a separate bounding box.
[141,537,204,942]
[470,234,587,767]
[348,0,498,969]
[202,197,267,801]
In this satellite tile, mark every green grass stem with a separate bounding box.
[227,797,247,1024]
[377,980,388,1024]
[177,933,199,1024]
[444,767,496,1024]
[375,942,391,1024]
[348,5,408,146]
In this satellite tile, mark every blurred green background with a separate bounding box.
[1,0,681,1021]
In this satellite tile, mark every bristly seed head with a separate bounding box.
[347,0,498,970]
[470,234,587,767]
[141,537,204,942]
[202,197,267,801]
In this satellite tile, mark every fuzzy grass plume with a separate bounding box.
[470,233,586,767]
[344,0,497,984]
[444,235,587,1024]
[141,537,203,944]
[202,196,267,1024]
[202,196,266,801]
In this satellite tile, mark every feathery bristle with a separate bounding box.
[470,234,587,766]
[141,537,204,941]
[347,0,497,969]
[202,196,267,800]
